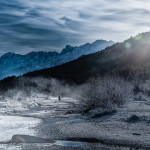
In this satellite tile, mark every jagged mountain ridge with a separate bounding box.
[0,40,114,79]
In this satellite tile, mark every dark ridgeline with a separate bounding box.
[1,32,150,90]
[24,32,150,83]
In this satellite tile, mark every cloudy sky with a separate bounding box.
[0,0,150,54]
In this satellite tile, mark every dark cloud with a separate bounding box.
[0,0,149,55]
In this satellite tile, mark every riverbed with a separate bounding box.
[0,94,149,149]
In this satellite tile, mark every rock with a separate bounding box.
[11,135,52,143]
[133,133,141,136]
[126,115,140,123]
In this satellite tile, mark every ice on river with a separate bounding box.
[0,115,41,142]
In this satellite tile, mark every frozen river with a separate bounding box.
[0,96,143,149]
[0,115,41,150]
[0,115,41,142]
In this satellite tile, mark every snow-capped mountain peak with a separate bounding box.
[61,45,74,54]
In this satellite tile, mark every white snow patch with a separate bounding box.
[0,115,41,142]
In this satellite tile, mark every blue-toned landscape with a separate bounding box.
[1,0,150,150]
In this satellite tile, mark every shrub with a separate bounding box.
[79,76,133,112]
[126,115,140,123]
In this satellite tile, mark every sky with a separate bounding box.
[0,0,150,55]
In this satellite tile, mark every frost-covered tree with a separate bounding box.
[79,76,133,111]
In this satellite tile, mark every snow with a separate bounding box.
[0,115,41,142]
[1,91,150,149]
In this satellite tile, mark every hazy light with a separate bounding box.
[125,42,132,49]
[133,34,143,41]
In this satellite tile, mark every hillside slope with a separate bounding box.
[1,32,150,91]
[24,32,150,84]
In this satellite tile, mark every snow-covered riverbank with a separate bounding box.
[0,115,41,142]
[0,93,150,149]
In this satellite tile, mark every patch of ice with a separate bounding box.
[0,115,41,142]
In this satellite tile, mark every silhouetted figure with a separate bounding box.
[58,96,61,101]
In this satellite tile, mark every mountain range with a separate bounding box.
[23,32,150,84]
[0,40,114,80]
[1,32,150,91]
